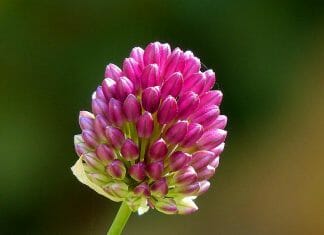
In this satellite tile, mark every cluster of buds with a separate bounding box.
[72,42,227,215]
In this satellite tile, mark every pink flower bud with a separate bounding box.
[191,150,215,170]
[79,111,94,130]
[210,143,225,157]
[181,123,204,148]
[148,138,168,161]
[177,92,200,119]
[163,47,185,78]
[102,78,117,100]
[203,69,216,92]
[91,98,108,116]
[141,86,161,113]
[107,98,125,127]
[199,90,223,108]
[165,121,188,145]
[157,96,178,125]
[136,111,154,138]
[197,165,215,181]
[75,142,91,156]
[82,130,99,148]
[105,63,122,80]
[129,162,146,181]
[175,181,200,195]
[182,51,200,78]
[83,153,104,171]
[169,151,191,172]
[173,166,197,186]
[141,64,160,89]
[195,180,210,196]
[190,105,220,127]
[93,86,106,101]
[146,161,164,180]
[106,159,126,180]
[115,76,134,101]
[104,181,128,199]
[150,178,168,197]
[134,182,150,197]
[197,129,227,150]
[121,139,139,161]
[96,144,115,163]
[209,156,220,168]
[123,94,141,122]
[206,114,227,130]
[93,114,109,139]
[155,198,178,215]
[182,72,206,95]
[176,198,198,215]
[143,42,170,68]
[161,72,183,99]
[105,126,125,148]
[130,47,144,68]
[123,58,141,91]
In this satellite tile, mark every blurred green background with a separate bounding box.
[1,0,323,234]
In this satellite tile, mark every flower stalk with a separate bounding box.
[107,201,132,235]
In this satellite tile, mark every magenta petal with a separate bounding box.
[190,105,220,127]
[129,162,146,181]
[177,92,200,119]
[130,47,144,68]
[96,144,115,162]
[182,51,200,78]
[150,178,168,197]
[141,86,161,113]
[106,159,126,180]
[199,90,223,108]
[146,161,164,180]
[181,123,204,148]
[203,69,216,92]
[82,130,98,148]
[163,47,185,78]
[123,58,141,92]
[107,98,125,127]
[191,150,215,170]
[206,115,227,130]
[105,126,125,148]
[115,76,134,101]
[195,180,211,196]
[102,78,117,100]
[141,64,159,89]
[169,151,191,172]
[123,94,141,122]
[93,115,109,139]
[148,138,168,162]
[121,139,139,161]
[165,120,188,145]
[91,98,108,116]
[105,63,122,80]
[133,182,150,197]
[174,166,197,186]
[79,111,94,131]
[197,165,216,181]
[197,129,227,150]
[182,72,206,95]
[161,72,183,99]
[210,143,225,156]
[157,96,178,125]
[143,42,170,68]
[136,111,154,138]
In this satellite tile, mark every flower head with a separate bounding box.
[72,42,227,215]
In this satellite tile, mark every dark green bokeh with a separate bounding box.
[1,0,323,234]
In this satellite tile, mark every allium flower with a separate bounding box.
[72,42,227,217]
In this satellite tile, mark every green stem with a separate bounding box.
[107,201,132,235]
